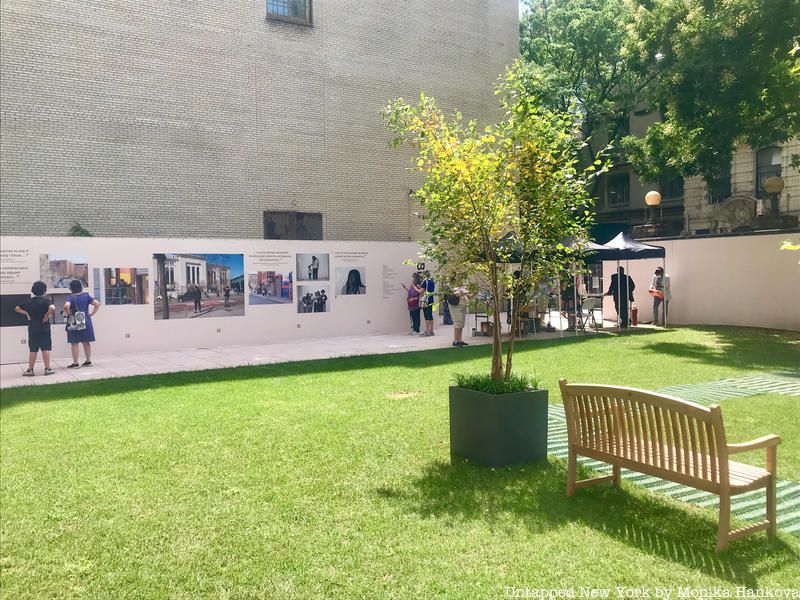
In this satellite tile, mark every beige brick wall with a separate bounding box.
[683,139,799,232]
[0,0,519,240]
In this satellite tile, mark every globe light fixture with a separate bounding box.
[764,176,784,195]
[764,176,785,216]
[645,190,662,206]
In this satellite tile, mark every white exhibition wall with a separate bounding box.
[601,233,800,331]
[0,237,422,362]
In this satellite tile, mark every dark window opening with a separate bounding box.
[707,164,731,204]
[264,211,323,240]
[660,176,684,200]
[267,0,312,25]
[606,173,630,207]
[756,146,782,198]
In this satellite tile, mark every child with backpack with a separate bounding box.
[14,280,56,376]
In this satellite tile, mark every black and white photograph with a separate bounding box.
[297,285,330,314]
[39,253,89,290]
[248,271,293,305]
[335,267,367,296]
[295,253,330,281]
[152,253,245,320]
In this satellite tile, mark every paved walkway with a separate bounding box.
[1,323,601,389]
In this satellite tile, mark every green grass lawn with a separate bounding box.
[1,326,799,598]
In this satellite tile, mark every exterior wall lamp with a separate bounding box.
[644,190,662,224]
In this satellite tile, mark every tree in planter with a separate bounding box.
[383,60,607,383]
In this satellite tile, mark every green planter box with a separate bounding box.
[449,386,548,467]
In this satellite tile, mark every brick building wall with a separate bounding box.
[0,0,519,240]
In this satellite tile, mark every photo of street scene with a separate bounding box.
[295,253,329,281]
[335,267,367,296]
[297,285,330,313]
[248,271,293,305]
[39,254,89,290]
[100,268,150,305]
[152,253,245,320]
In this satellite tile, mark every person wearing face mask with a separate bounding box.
[649,266,671,326]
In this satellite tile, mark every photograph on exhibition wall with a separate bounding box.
[0,294,33,328]
[335,267,367,296]
[96,268,150,305]
[39,253,89,290]
[297,285,330,314]
[248,271,293,305]
[152,253,245,320]
[295,253,330,281]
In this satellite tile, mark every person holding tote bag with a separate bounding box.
[63,279,100,368]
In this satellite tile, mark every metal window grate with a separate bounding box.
[267,0,310,22]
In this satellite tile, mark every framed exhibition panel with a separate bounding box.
[0,237,421,362]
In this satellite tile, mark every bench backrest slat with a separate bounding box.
[560,380,726,486]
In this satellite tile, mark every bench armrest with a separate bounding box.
[727,435,781,454]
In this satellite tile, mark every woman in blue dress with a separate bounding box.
[63,279,100,368]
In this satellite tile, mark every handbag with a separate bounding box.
[445,294,460,306]
[66,294,87,331]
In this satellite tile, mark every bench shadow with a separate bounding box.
[376,458,797,587]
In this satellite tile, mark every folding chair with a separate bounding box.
[578,297,599,332]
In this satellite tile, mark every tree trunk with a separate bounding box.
[490,263,504,381]
[504,293,520,381]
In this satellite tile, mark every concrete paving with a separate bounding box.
[0,315,648,390]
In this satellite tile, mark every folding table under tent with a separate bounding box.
[584,232,667,330]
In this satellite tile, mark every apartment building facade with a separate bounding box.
[595,113,799,238]
[0,0,519,241]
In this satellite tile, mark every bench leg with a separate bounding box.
[566,448,577,497]
[716,492,730,552]
[766,474,777,540]
[612,464,621,488]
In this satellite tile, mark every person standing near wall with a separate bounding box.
[402,272,423,335]
[448,284,471,347]
[606,267,635,328]
[649,267,671,326]
[15,280,56,376]
[420,270,435,337]
[63,279,100,368]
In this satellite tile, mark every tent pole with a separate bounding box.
[557,284,563,338]
[616,259,620,331]
[627,259,631,332]
[662,256,667,329]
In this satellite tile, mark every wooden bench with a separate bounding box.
[559,379,781,551]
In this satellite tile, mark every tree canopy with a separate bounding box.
[520,0,641,163]
[383,61,606,381]
[623,0,800,182]
[520,0,800,186]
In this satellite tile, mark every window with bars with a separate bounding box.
[707,164,731,204]
[659,176,684,200]
[755,146,782,198]
[606,173,630,207]
[267,0,312,25]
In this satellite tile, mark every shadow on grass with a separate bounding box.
[4,326,797,410]
[0,332,602,409]
[377,458,797,586]
[641,326,800,373]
